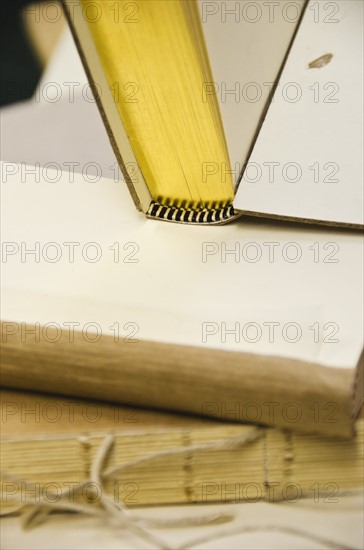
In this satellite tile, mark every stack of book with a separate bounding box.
[1,0,363,514]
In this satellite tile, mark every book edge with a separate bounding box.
[1,321,358,438]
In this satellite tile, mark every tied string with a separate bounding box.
[1,427,359,550]
[3,428,263,549]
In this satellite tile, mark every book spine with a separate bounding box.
[0,322,355,438]
[1,423,363,512]
[146,202,237,225]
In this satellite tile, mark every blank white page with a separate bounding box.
[1,162,363,370]
[234,0,363,227]
[201,0,305,180]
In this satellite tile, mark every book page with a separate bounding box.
[200,0,305,180]
[234,0,364,227]
[1,162,363,370]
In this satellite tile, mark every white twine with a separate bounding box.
[1,427,360,550]
[2,428,262,548]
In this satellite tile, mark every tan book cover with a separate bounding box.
[1,389,363,514]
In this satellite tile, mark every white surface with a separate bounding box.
[1,497,363,549]
[1,160,363,369]
[235,0,364,226]
[0,96,117,180]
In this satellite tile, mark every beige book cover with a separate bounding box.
[1,389,363,514]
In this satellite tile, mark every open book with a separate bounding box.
[63,0,363,227]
